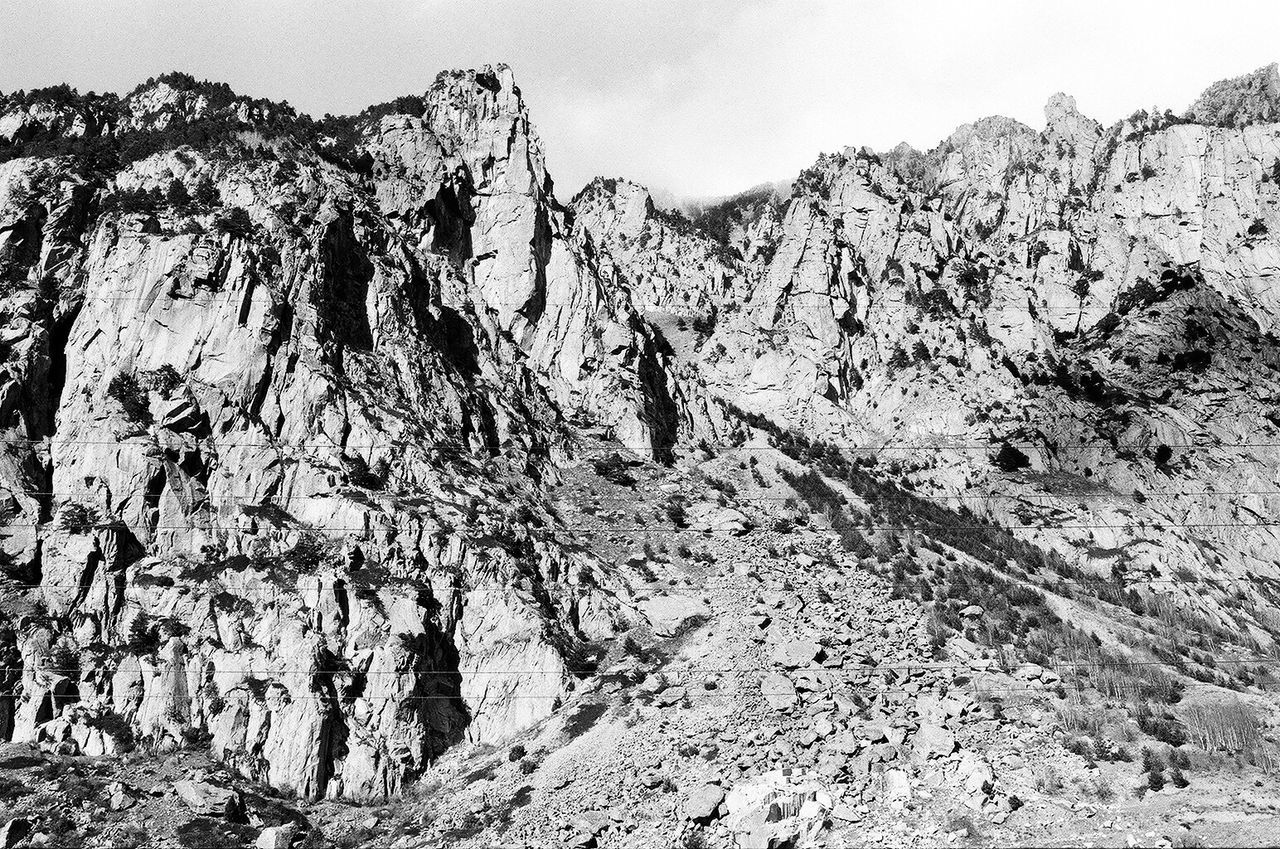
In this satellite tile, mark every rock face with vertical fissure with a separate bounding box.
[0,66,670,801]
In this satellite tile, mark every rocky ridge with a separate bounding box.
[0,62,1279,848]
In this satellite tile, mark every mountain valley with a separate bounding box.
[0,62,1279,848]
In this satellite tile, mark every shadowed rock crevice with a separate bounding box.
[314,209,374,352]
[635,332,680,464]
[0,203,46,286]
[427,181,475,267]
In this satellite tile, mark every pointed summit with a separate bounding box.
[1043,92,1100,145]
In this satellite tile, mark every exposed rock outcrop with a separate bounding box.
[5,60,1280,826]
[1187,62,1280,127]
[0,68,666,800]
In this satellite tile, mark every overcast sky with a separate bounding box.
[2,1,1278,198]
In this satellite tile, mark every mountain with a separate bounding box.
[0,64,1279,848]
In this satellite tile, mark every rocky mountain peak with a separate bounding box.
[420,63,547,193]
[571,176,656,237]
[939,113,1036,152]
[119,72,289,132]
[1043,91,1101,144]
[1186,61,1280,126]
[886,140,922,159]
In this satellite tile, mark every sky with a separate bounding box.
[2,1,1278,199]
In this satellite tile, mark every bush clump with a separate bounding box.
[107,371,152,425]
[592,452,638,487]
[992,442,1031,472]
[215,206,252,237]
[142,364,183,396]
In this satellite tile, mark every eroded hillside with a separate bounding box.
[0,63,1279,849]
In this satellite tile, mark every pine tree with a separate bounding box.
[166,178,190,207]
[49,642,79,678]
[127,613,154,652]
[193,175,220,207]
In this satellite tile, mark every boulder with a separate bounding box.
[572,812,609,836]
[158,396,204,432]
[106,781,136,811]
[883,768,911,802]
[912,724,956,761]
[760,673,797,710]
[1016,663,1045,681]
[0,819,31,849]
[696,507,753,535]
[725,772,831,848]
[685,783,726,824]
[639,594,709,638]
[174,780,244,819]
[255,823,298,849]
[858,720,889,743]
[831,801,861,823]
[957,750,995,797]
[769,638,823,669]
[656,686,687,707]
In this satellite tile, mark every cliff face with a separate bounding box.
[4,61,1280,816]
[573,70,1280,671]
[0,67,670,800]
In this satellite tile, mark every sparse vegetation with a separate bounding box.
[592,452,638,487]
[176,818,258,849]
[687,183,785,246]
[343,454,389,490]
[0,73,380,176]
[1182,700,1274,769]
[726,403,1113,671]
[141,364,184,396]
[1134,702,1187,746]
[57,501,99,533]
[165,178,191,207]
[107,371,152,425]
[992,442,1031,472]
[1034,766,1064,794]
[1093,656,1183,704]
